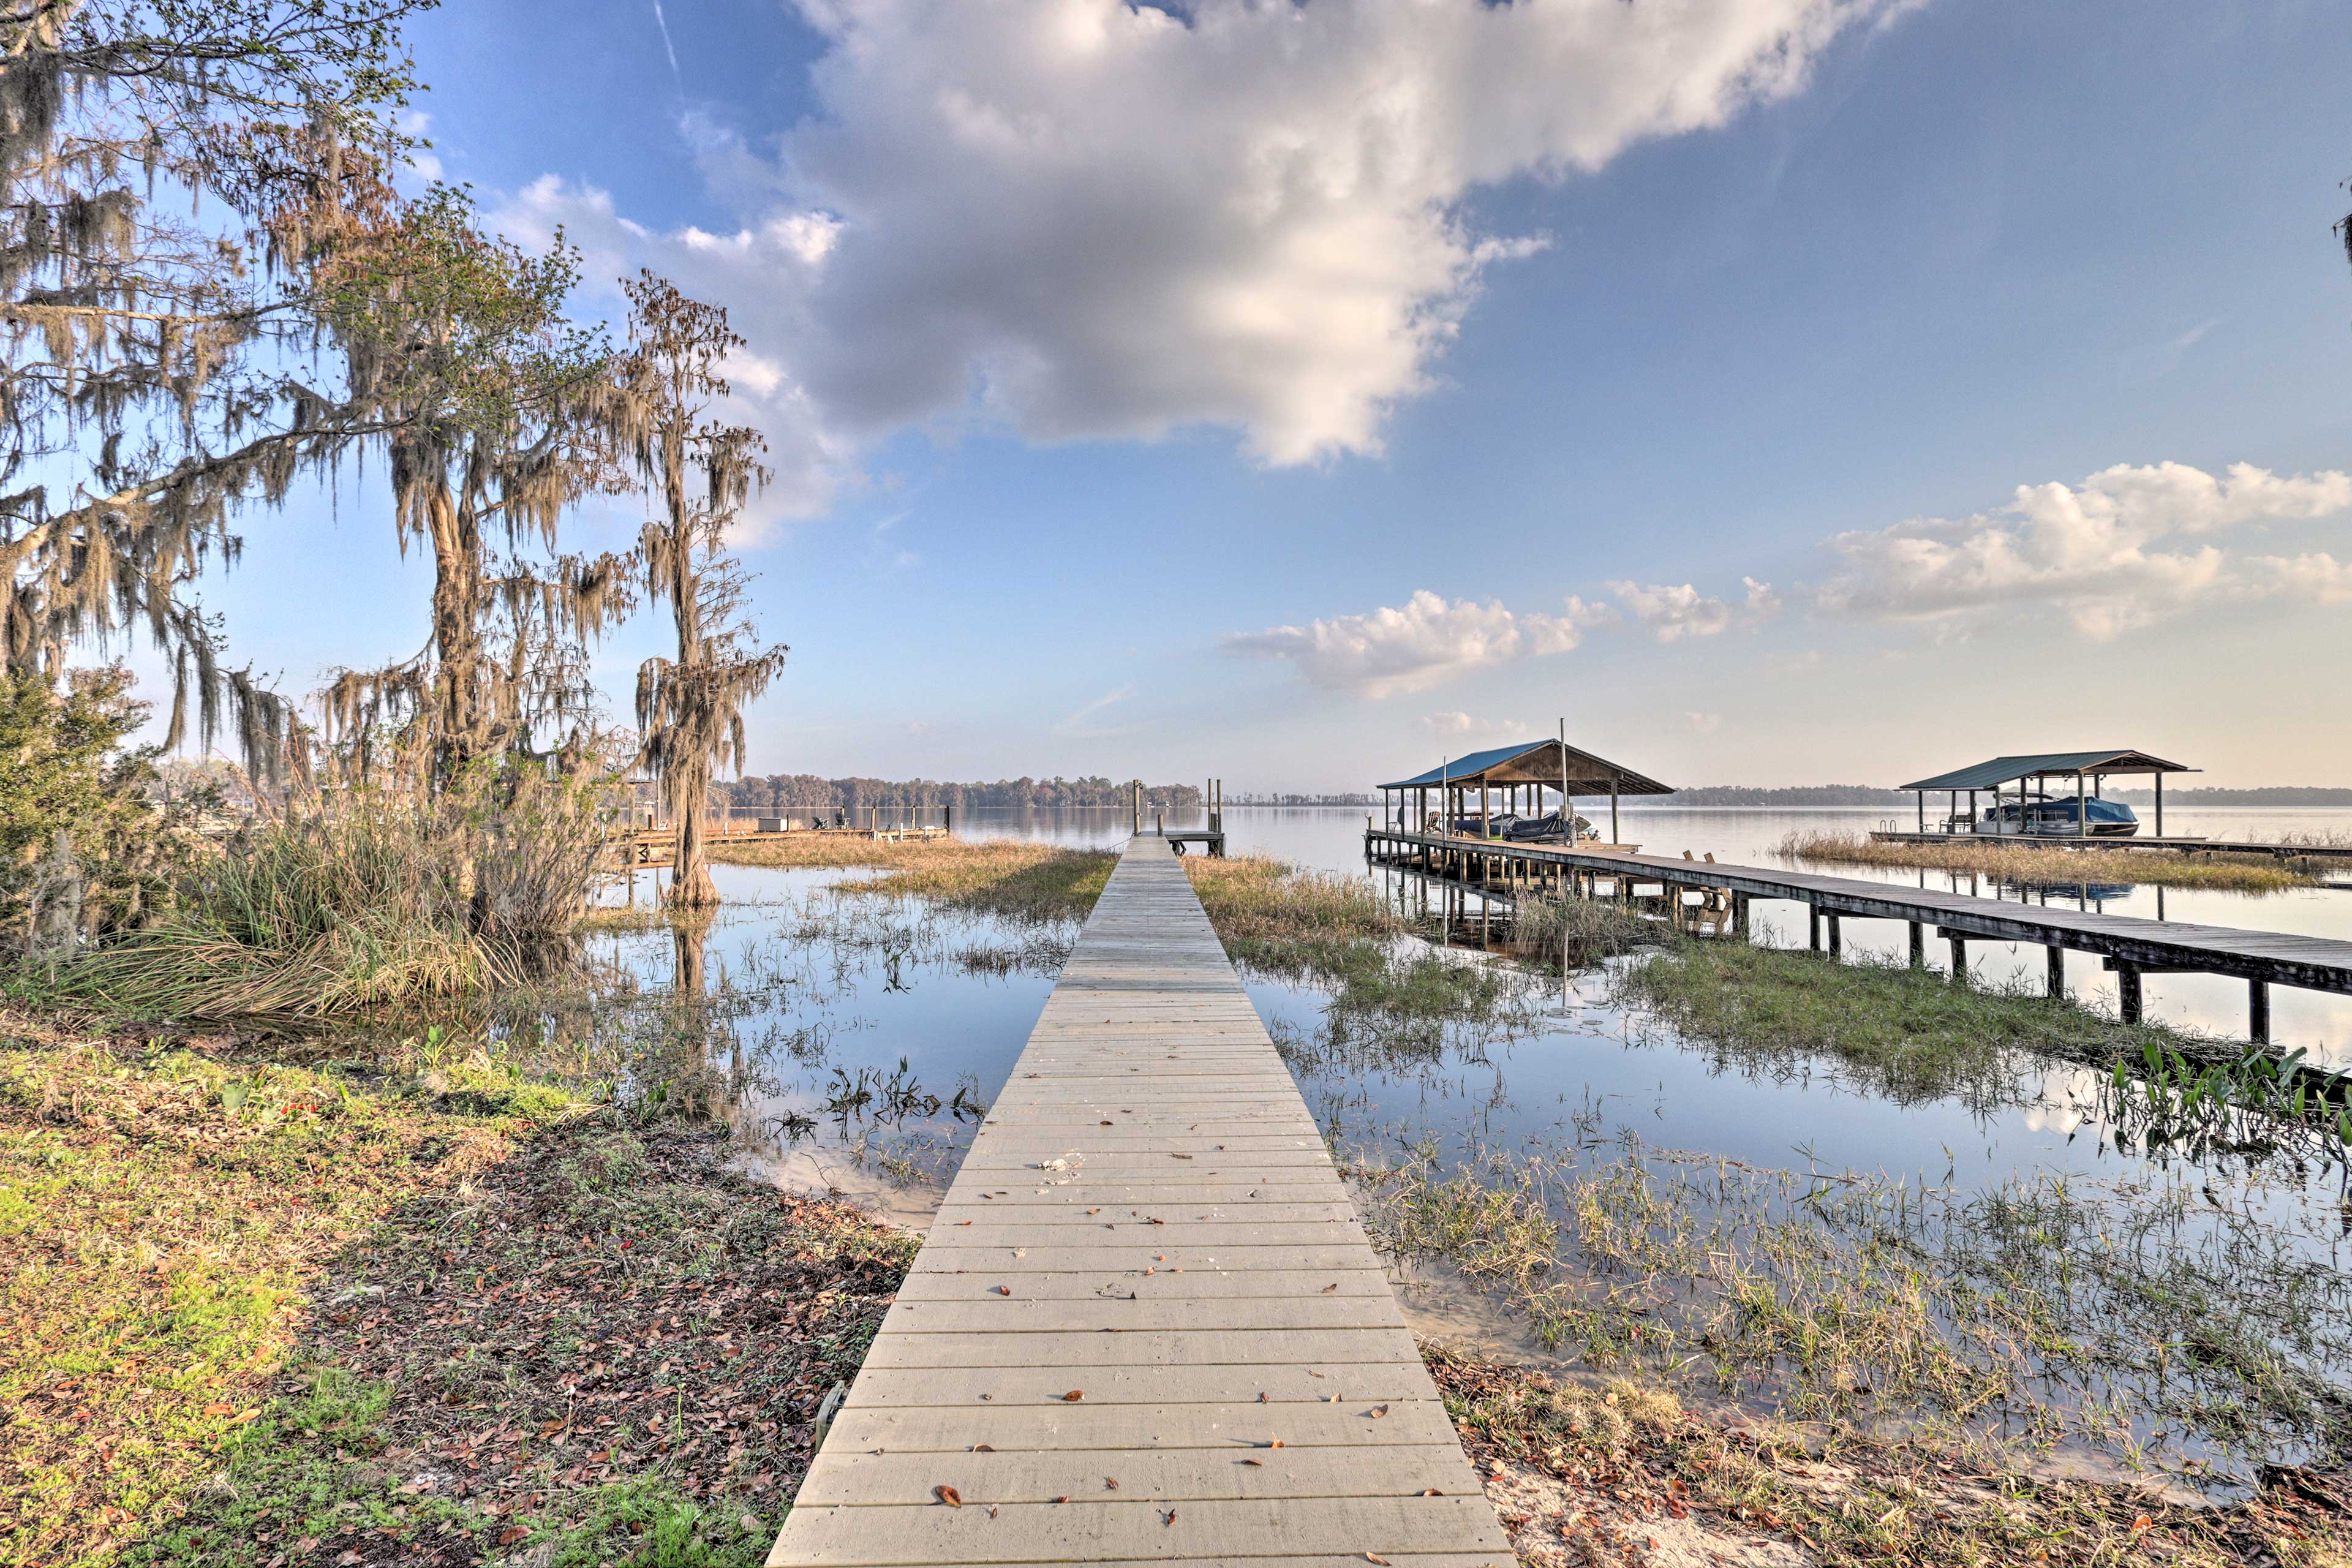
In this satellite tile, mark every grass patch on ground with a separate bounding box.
[1617,940,2213,1105]
[1423,1341,2352,1568]
[1780,829,2324,894]
[0,1009,915,1567]
[710,834,1112,925]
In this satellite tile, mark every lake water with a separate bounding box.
[946,804,2352,1055]
[582,812,2352,1476]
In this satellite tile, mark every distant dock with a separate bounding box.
[1368,826,2352,1044]
[1866,829,2352,862]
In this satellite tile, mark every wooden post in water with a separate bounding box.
[2249,979,2270,1044]
[2155,773,2165,837]
[2046,946,2065,997]
[1948,934,1968,984]
[2116,962,2143,1023]
[1907,921,1924,967]
[1826,914,1842,957]
[1610,775,1620,846]
[1808,905,1822,951]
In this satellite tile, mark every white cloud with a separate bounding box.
[1420,710,1531,739]
[1611,580,1735,641]
[1743,576,1782,617]
[1817,461,2352,639]
[1226,589,1609,698]
[498,0,1902,489]
[1685,711,1723,733]
[1054,684,1139,737]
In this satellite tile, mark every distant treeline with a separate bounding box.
[2102,786,2352,808]
[709,775,1204,812]
[1228,793,1376,806]
[1660,785,1914,807]
[1663,784,2352,809]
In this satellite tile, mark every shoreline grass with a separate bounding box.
[0,1008,914,1566]
[1778,829,2325,894]
[1425,1340,2352,1568]
[710,832,1112,924]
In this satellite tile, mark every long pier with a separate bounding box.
[1367,827,2352,1044]
[766,837,1510,1568]
[1867,829,2352,862]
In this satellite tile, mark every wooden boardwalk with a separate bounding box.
[766,837,1510,1568]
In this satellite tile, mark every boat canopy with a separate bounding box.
[1898,750,2193,793]
[1380,739,1673,796]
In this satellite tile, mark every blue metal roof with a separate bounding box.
[1898,750,2193,793]
[1379,739,1674,794]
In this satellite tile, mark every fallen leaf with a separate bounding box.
[202,1402,233,1416]
[497,1529,530,1548]
[1105,1477,1120,1490]
[973,1444,994,1452]
[1268,1439,1286,1449]
[989,1506,1000,1518]
[935,1485,962,1507]
[1421,1488,1442,1496]
[1242,1457,1264,1466]
[1370,1404,1389,1418]
[1063,1390,1085,1402]
[2132,1515,2153,1533]
[1366,1555,1392,1566]
[1322,1283,1338,1294]
[993,1286,1011,1295]
[1163,1509,1178,1526]
[1257,1392,1268,1403]
[1054,1495,1070,1504]
[1101,1120,1113,1126]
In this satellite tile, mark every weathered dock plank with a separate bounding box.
[766,837,1510,1568]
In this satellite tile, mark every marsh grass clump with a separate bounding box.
[1779,829,2324,894]
[29,775,611,1023]
[712,833,1113,924]
[1618,941,2216,1106]
[1510,893,1657,970]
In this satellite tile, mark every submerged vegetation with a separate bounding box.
[1780,829,2328,893]
[1357,1131,2352,1480]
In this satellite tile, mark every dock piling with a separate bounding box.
[2117,963,2144,1024]
[2046,945,2065,998]
[2250,979,2271,1044]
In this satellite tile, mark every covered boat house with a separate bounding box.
[1379,739,1674,848]
[1897,749,2197,838]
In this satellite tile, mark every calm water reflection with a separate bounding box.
[952,804,2352,1055]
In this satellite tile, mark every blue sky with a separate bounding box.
[194,0,2352,792]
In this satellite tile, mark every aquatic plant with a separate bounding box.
[1777,829,2323,893]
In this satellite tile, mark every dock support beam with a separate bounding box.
[2116,963,2143,1025]
[1808,905,1822,952]
[1947,935,1967,984]
[1907,921,1923,968]
[1826,914,1842,957]
[2250,979,2270,1045]
[2046,945,2065,998]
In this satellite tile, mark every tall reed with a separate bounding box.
[43,772,611,1020]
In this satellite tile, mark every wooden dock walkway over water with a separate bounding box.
[766,837,1510,1568]
[1368,826,2352,1045]
[1866,829,2352,862]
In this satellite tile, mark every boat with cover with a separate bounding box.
[1977,795,2140,837]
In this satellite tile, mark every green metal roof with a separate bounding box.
[1379,739,1673,795]
[1898,750,2194,793]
